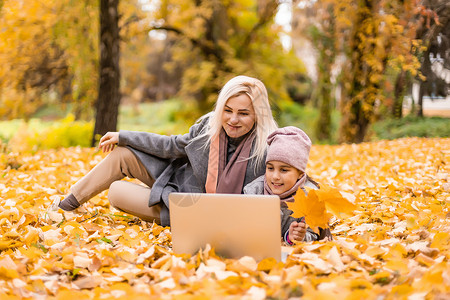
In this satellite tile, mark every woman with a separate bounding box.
[56,75,278,226]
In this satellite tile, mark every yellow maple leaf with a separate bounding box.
[430,232,450,251]
[287,190,331,229]
[287,185,357,230]
[0,267,19,279]
[257,257,278,272]
[314,185,357,218]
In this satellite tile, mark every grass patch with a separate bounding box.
[0,119,52,143]
[118,99,195,134]
[276,101,341,144]
[1,100,448,152]
[1,115,92,152]
[370,115,450,140]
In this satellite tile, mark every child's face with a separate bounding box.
[265,161,303,195]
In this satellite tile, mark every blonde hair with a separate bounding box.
[197,75,278,167]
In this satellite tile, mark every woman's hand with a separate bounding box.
[289,221,306,243]
[99,132,119,153]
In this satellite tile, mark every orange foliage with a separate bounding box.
[0,137,449,298]
[287,185,357,229]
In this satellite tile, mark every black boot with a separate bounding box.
[58,194,80,211]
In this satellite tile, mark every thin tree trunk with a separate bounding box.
[315,85,332,141]
[313,4,335,141]
[417,81,424,117]
[92,0,121,146]
[392,70,406,118]
[416,49,432,118]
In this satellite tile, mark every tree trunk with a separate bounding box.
[417,81,424,117]
[315,84,332,141]
[338,0,383,143]
[340,98,371,144]
[392,70,406,118]
[313,4,335,142]
[416,48,432,118]
[92,0,120,146]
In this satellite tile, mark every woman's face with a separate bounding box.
[221,93,256,138]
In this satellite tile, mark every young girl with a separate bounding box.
[244,126,331,244]
[55,75,278,226]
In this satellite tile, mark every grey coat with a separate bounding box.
[118,117,266,226]
[243,175,321,242]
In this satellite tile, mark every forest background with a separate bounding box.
[0,0,449,151]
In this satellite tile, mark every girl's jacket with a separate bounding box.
[243,175,332,243]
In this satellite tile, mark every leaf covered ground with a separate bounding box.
[0,137,449,299]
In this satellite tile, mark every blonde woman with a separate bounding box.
[55,75,278,226]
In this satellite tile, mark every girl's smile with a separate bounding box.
[266,161,303,195]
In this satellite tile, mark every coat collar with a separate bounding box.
[185,134,264,190]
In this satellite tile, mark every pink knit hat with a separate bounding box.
[265,126,311,172]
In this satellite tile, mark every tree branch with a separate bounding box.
[149,25,222,61]
[237,1,280,57]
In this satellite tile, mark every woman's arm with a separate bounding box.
[117,118,207,158]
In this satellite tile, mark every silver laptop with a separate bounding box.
[169,193,282,261]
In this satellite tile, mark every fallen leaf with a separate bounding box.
[287,189,331,229]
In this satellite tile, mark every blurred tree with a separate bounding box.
[54,0,99,119]
[413,0,450,117]
[0,0,142,122]
[0,0,305,133]
[392,69,409,118]
[0,0,98,120]
[0,0,69,119]
[293,0,449,140]
[294,2,336,142]
[293,0,421,143]
[146,0,304,115]
[337,0,422,143]
[92,0,120,146]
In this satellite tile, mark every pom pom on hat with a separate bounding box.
[266,126,311,172]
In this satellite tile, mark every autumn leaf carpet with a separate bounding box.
[0,137,449,299]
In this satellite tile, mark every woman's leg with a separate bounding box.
[108,181,161,224]
[68,146,155,205]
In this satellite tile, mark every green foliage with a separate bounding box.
[2,100,190,152]
[275,100,341,144]
[0,119,50,144]
[5,114,93,152]
[0,0,143,121]
[0,0,99,120]
[294,0,422,143]
[5,101,447,152]
[118,99,195,135]
[150,0,305,111]
[370,116,450,140]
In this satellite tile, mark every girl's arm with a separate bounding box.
[282,207,321,244]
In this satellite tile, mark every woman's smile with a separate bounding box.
[221,93,255,138]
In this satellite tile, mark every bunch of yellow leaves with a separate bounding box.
[287,185,358,229]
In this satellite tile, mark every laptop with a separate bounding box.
[169,193,284,261]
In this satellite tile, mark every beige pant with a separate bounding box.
[71,146,161,223]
